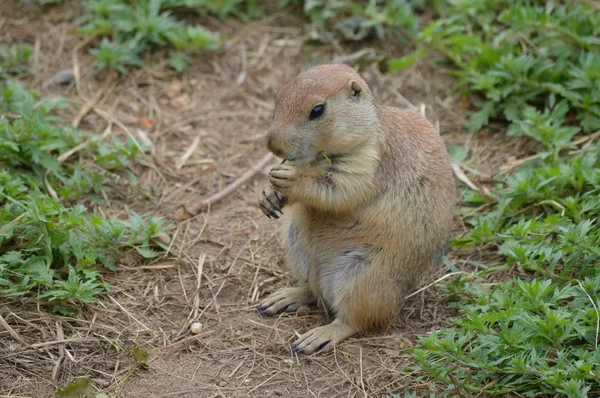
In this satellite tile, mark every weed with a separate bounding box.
[412,112,600,395]
[382,1,600,395]
[303,0,423,39]
[79,0,221,73]
[0,81,167,311]
[167,52,191,72]
[90,38,145,74]
[161,0,263,20]
[78,0,298,74]
[54,376,109,398]
[77,0,424,74]
[389,0,600,133]
[0,80,140,202]
[0,43,33,78]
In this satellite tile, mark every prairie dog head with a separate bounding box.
[266,64,380,163]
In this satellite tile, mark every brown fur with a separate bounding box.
[257,64,456,354]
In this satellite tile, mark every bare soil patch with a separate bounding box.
[1,3,530,397]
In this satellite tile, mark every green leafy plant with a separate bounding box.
[79,0,225,73]
[0,80,140,202]
[0,81,167,309]
[161,0,263,20]
[54,376,110,398]
[304,0,424,39]
[0,43,33,78]
[168,52,191,72]
[165,25,220,52]
[78,0,425,74]
[389,1,600,133]
[0,194,166,301]
[381,2,600,396]
[410,125,600,395]
[90,38,145,74]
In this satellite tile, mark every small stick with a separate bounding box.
[0,313,30,347]
[176,133,202,170]
[576,279,599,351]
[0,212,28,236]
[193,252,206,320]
[71,34,98,100]
[500,129,600,174]
[33,37,41,71]
[29,337,100,349]
[359,347,367,398]
[174,251,206,341]
[95,108,167,183]
[235,44,247,86]
[107,295,152,332]
[227,237,253,275]
[72,70,118,128]
[417,101,483,195]
[247,371,282,394]
[58,122,113,163]
[405,271,465,299]
[44,172,60,201]
[177,259,188,304]
[451,162,481,192]
[51,322,65,381]
[183,152,274,216]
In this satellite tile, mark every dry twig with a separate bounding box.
[182,152,274,217]
[501,129,600,174]
[51,322,65,382]
[0,313,30,347]
[176,132,203,170]
[72,70,118,128]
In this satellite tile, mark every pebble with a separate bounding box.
[190,322,203,334]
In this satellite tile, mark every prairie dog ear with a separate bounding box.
[350,80,362,98]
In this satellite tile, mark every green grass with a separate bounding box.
[0,80,167,315]
[74,0,424,74]
[0,43,33,78]
[382,1,600,396]
[300,0,424,38]
[411,143,600,396]
[389,0,600,134]
[0,80,141,201]
[78,0,222,73]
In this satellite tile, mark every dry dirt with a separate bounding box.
[0,2,535,397]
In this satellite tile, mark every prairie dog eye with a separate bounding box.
[309,104,325,120]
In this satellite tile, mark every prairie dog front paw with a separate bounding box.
[258,183,287,219]
[269,164,298,195]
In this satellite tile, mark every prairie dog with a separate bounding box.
[257,64,456,354]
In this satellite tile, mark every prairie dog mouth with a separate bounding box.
[281,155,314,163]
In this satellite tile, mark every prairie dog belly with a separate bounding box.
[284,203,382,309]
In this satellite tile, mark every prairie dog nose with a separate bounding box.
[266,130,284,157]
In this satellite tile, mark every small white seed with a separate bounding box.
[190,322,203,334]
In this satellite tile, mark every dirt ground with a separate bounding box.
[0,2,536,397]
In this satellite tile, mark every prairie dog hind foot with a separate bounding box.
[257,286,315,316]
[292,318,357,355]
